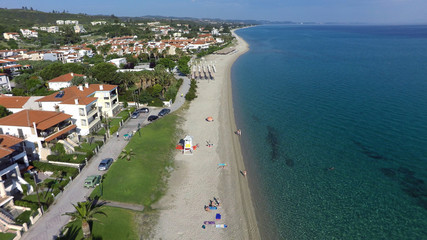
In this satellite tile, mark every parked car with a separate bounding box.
[138,107,149,113]
[98,158,113,171]
[158,108,171,117]
[84,175,101,188]
[131,111,140,119]
[147,115,159,121]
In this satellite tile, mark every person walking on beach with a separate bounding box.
[116,132,119,139]
[243,170,247,177]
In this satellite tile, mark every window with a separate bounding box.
[79,108,85,116]
[81,120,87,126]
[0,128,3,134]
[105,102,110,108]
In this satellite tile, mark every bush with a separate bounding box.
[109,125,119,135]
[51,143,66,155]
[185,79,198,101]
[123,101,128,108]
[21,184,29,196]
[14,200,39,210]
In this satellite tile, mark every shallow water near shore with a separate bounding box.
[232,25,427,239]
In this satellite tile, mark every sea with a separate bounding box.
[231,25,427,240]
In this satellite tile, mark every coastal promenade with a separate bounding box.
[21,75,190,240]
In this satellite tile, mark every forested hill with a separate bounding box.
[0,8,111,30]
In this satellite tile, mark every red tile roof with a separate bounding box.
[0,110,72,130]
[0,95,30,108]
[48,73,84,83]
[0,134,24,158]
[37,84,117,104]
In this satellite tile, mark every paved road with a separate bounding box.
[21,75,190,240]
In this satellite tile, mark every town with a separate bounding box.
[0,7,247,240]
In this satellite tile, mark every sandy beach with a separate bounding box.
[153,30,260,239]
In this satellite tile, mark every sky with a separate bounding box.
[1,0,427,24]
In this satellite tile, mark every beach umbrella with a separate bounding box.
[206,117,213,122]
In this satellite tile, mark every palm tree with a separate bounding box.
[119,148,136,161]
[63,197,107,239]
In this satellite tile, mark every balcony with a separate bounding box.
[87,107,98,117]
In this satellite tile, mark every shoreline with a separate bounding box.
[153,28,260,239]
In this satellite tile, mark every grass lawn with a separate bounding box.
[0,233,15,240]
[59,206,138,240]
[101,114,179,206]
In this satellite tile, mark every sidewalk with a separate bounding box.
[21,74,191,240]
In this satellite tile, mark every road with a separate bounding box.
[21,75,190,240]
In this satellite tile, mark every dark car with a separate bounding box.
[131,111,140,119]
[138,107,149,113]
[147,115,159,121]
[98,158,113,171]
[158,108,171,117]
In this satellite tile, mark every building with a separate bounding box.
[0,134,34,228]
[73,25,86,34]
[47,26,59,33]
[91,21,107,25]
[43,51,65,63]
[2,33,20,41]
[19,29,38,38]
[0,110,77,159]
[56,20,64,25]
[37,83,119,135]
[48,73,84,91]
[0,95,42,113]
[0,74,11,91]
[65,20,78,25]
[107,58,127,68]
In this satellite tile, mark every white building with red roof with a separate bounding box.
[48,72,85,91]
[0,110,76,159]
[37,83,119,135]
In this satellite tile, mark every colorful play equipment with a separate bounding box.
[175,135,198,154]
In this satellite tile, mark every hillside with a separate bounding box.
[0,8,111,29]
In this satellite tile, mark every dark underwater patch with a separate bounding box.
[285,157,294,167]
[266,126,280,162]
[352,140,388,161]
[380,168,396,179]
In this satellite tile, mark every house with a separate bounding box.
[0,110,77,159]
[43,51,65,63]
[91,21,107,25]
[0,95,42,113]
[73,25,86,34]
[2,33,20,41]
[19,29,38,38]
[48,73,84,91]
[47,26,59,33]
[36,83,119,136]
[0,74,11,91]
[56,20,64,25]
[107,58,127,68]
[65,20,78,25]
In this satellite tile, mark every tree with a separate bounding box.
[0,105,12,118]
[63,197,107,239]
[157,58,175,72]
[90,62,117,83]
[7,39,18,49]
[119,148,135,161]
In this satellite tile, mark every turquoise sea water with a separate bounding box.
[232,25,427,239]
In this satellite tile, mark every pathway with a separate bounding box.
[21,74,191,240]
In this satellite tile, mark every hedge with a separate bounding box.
[14,200,39,210]
[32,161,79,178]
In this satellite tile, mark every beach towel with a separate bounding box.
[216,224,227,228]
[216,213,221,220]
[209,206,217,210]
[204,221,216,225]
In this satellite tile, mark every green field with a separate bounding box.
[59,206,138,240]
[100,114,178,206]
